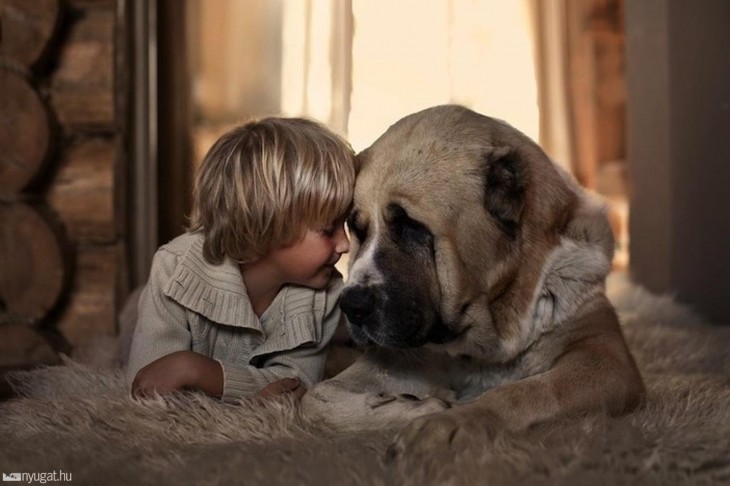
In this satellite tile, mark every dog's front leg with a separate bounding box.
[388,303,644,459]
[301,350,452,431]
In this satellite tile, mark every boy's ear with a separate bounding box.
[354,149,371,175]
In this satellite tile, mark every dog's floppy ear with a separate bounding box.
[482,147,527,238]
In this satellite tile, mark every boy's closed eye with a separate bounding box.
[319,217,348,238]
[319,226,336,237]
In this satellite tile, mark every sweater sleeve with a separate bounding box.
[218,277,345,402]
[125,249,192,389]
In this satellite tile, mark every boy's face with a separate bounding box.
[267,220,350,289]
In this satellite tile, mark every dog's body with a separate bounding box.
[302,105,643,457]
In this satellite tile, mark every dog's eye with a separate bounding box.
[346,211,367,242]
[388,204,434,253]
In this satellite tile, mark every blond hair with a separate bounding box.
[189,117,355,264]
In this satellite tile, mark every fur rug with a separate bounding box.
[1,274,728,485]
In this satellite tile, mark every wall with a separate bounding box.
[0,0,126,373]
[626,0,730,323]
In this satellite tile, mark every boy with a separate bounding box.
[127,117,354,402]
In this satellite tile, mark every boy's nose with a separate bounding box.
[336,226,350,254]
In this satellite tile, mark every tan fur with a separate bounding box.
[301,105,644,459]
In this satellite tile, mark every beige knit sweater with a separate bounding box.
[126,232,344,402]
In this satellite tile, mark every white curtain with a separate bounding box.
[280,0,351,137]
[191,0,571,165]
[530,0,574,172]
[348,0,541,152]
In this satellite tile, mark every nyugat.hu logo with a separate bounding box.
[2,473,21,482]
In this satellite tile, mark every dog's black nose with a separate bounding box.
[340,286,374,325]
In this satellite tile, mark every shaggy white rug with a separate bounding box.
[1,274,728,485]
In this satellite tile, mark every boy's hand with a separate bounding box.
[131,351,223,398]
[256,377,307,402]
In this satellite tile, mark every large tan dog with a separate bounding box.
[301,105,644,459]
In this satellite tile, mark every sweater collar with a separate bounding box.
[163,233,264,331]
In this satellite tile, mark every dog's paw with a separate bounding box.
[366,392,450,414]
[386,409,499,462]
[401,395,451,415]
[365,392,397,408]
[387,412,465,461]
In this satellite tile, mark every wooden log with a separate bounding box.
[0,68,54,195]
[0,202,68,325]
[69,0,116,9]
[0,324,60,367]
[0,0,62,71]
[50,6,115,130]
[56,243,124,348]
[47,137,116,243]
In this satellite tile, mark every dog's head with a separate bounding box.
[341,105,593,354]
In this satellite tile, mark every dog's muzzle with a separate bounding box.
[339,285,376,327]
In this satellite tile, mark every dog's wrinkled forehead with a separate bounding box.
[359,116,478,177]
[353,106,508,224]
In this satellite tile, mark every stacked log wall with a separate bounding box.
[0,0,126,372]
